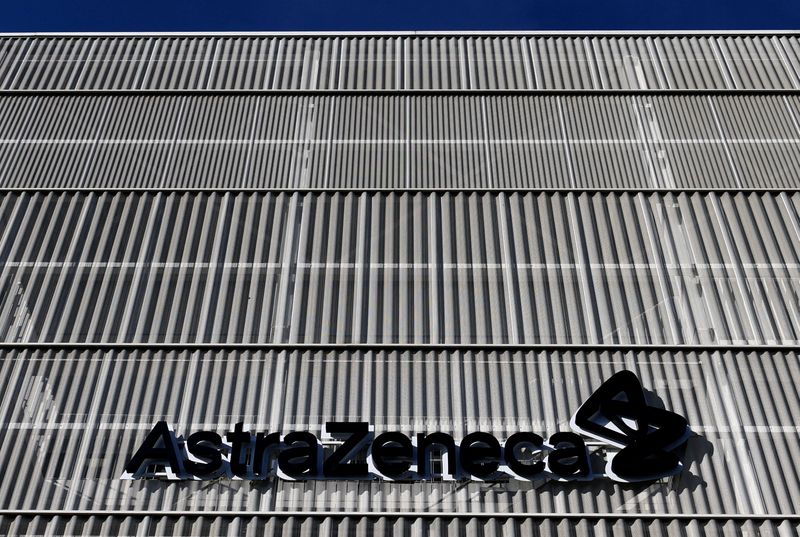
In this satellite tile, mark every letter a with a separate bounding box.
[122,421,184,479]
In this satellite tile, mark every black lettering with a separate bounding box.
[124,421,184,478]
[548,432,590,478]
[278,432,320,478]
[323,422,370,478]
[225,422,252,478]
[460,432,500,478]
[416,432,457,478]
[253,432,281,478]
[370,432,413,478]
[503,432,545,478]
[184,431,223,478]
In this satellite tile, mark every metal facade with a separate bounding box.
[2,94,800,189]
[1,34,800,90]
[1,191,800,345]
[0,347,797,515]
[0,32,799,536]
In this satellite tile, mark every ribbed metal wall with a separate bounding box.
[1,515,797,537]
[1,34,800,90]
[1,191,799,345]
[1,31,799,536]
[1,94,800,189]
[0,347,796,517]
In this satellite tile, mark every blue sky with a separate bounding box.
[1,0,799,32]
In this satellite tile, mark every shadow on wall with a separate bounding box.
[643,387,713,494]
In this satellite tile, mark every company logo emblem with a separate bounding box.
[123,370,692,484]
[570,370,691,482]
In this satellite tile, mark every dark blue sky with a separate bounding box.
[1,0,799,32]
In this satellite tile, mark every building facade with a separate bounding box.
[0,31,799,535]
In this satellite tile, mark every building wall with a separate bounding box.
[0,32,799,536]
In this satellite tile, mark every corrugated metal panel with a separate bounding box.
[717,35,798,90]
[320,95,406,189]
[778,35,800,88]
[1,34,799,90]
[145,37,223,90]
[1,191,799,344]
[0,348,797,517]
[85,95,181,189]
[654,37,731,90]
[0,37,30,89]
[1,94,800,189]
[561,95,654,188]
[484,95,571,188]
[405,37,465,90]
[2,37,92,90]
[164,95,257,188]
[590,37,662,90]
[408,96,489,187]
[74,37,157,90]
[0,30,798,537]
[0,514,796,537]
[0,96,109,189]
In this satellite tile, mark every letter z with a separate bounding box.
[322,422,371,478]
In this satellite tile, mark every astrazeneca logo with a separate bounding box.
[122,370,691,484]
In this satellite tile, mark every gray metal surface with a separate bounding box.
[1,34,800,90]
[1,94,800,189]
[1,31,799,536]
[1,514,797,537]
[1,191,800,345]
[0,347,796,519]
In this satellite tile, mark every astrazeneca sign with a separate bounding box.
[123,371,692,484]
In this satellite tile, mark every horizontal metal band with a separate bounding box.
[0,187,797,194]
[0,342,794,352]
[1,30,799,37]
[0,509,797,521]
[2,88,800,97]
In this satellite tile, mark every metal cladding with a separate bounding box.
[0,347,798,515]
[1,34,800,90]
[1,93,800,188]
[1,191,800,345]
[1,515,798,537]
[1,31,800,536]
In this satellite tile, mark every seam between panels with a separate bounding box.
[1,30,800,36]
[0,342,795,352]
[3,89,800,96]
[0,509,798,521]
[0,188,797,194]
